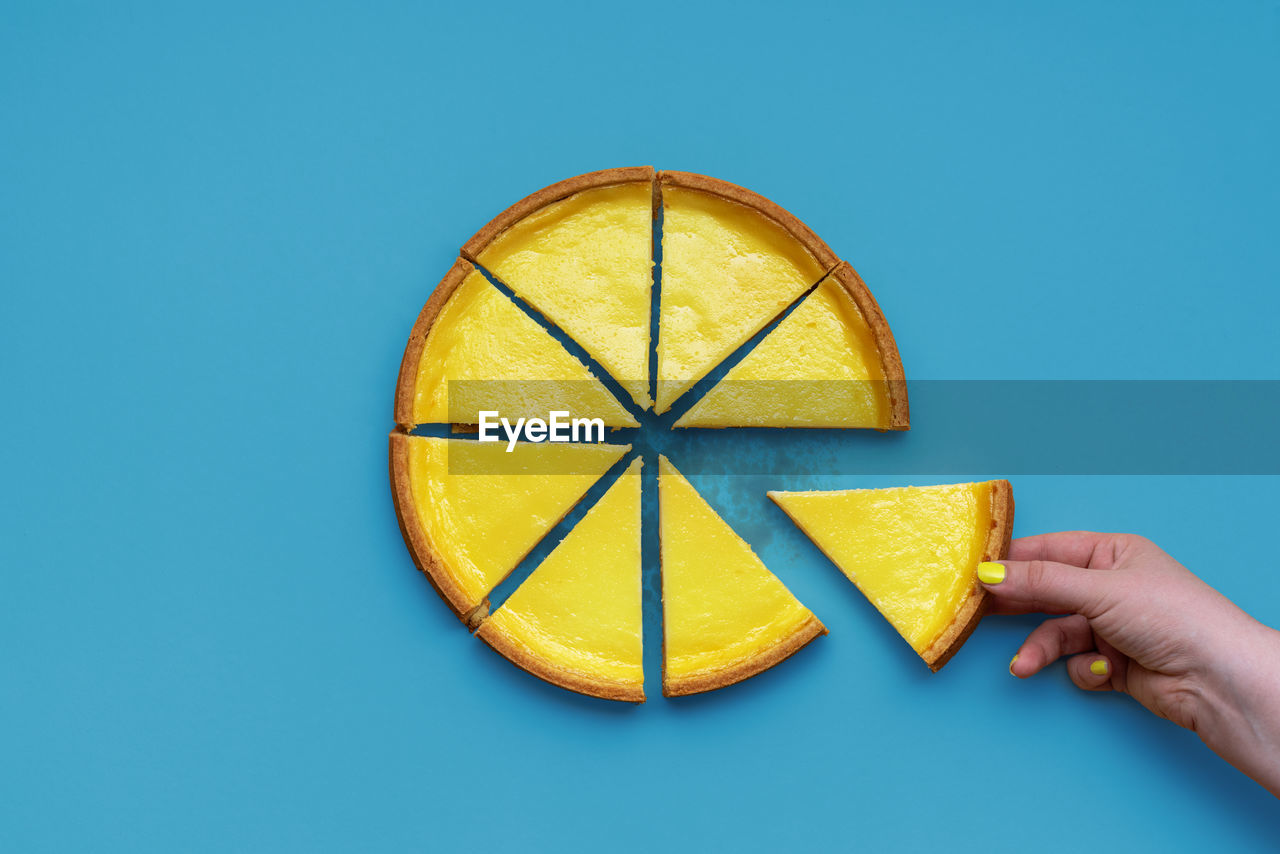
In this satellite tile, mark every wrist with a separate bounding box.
[1194,618,1280,795]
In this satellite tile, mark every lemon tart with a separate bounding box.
[477,458,644,703]
[655,171,839,413]
[394,259,637,428]
[462,167,656,409]
[659,456,825,695]
[769,480,1013,670]
[389,434,630,622]
[674,262,909,429]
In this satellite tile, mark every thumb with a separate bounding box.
[978,559,1111,616]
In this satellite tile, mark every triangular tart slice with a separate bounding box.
[389,434,630,622]
[659,456,825,696]
[675,263,909,429]
[394,259,637,428]
[462,167,656,409]
[769,480,1013,671]
[655,171,838,413]
[477,458,644,703]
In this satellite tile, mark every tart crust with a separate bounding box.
[663,613,827,697]
[657,170,840,273]
[388,430,487,623]
[460,166,657,262]
[475,620,645,704]
[392,258,472,429]
[920,479,1015,671]
[828,261,910,431]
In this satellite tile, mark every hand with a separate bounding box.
[981,531,1280,797]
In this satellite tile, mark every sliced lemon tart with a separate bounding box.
[389,434,630,622]
[394,259,637,428]
[477,458,644,703]
[660,456,825,695]
[655,171,838,413]
[462,167,656,409]
[674,262,909,429]
[769,480,1013,671]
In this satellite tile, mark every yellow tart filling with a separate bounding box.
[401,436,629,612]
[656,185,829,413]
[674,276,891,428]
[478,458,644,700]
[769,482,997,654]
[475,182,654,409]
[660,456,821,692]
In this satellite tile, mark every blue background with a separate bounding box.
[4,1,1279,850]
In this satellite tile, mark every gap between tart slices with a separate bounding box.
[647,181,665,417]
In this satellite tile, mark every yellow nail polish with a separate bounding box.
[1008,654,1019,676]
[1090,659,1109,676]
[977,561,1005,585]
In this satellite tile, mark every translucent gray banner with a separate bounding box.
[429,380,1280,475]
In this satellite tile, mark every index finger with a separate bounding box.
[1008,531,1113,568]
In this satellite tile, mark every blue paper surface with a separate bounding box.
[3,2,1279,849]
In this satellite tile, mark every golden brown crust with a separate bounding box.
[921,479,1015,671]
[984,479,1016,564]
[475,620,645,704]
[657,171,840,272]
[663,613,827,697]
[387,431,486,623]
[920,582,987,672]
[392,258,474,429]
[828,261,910,431]
[460,166,657,262]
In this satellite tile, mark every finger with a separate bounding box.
[1009,615,1093,678]
[1067,654,1114,691]
[1008,531,1112,568]
[1094,637,1132,695]
[978,559,1111,617]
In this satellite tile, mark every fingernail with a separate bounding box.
[1008,654,1019,677]
[977,561,1005,585]
[1090,659,1109,676]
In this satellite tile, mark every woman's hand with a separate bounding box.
[980,531,1280,797]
